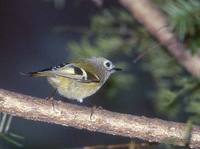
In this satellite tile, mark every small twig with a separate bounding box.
[0,89,200,148]
[4,115,12,133]
[0,113,7,133]
[79,141,152,149]
[133,43,160,63]
[91,0,104,7]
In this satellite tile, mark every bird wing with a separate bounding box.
[26,63,100,83]
[53,64,100,83]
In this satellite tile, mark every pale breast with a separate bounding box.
[47,76,101,102]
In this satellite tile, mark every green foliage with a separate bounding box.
[68,36,125,58]
[67,0,200,130]
[106,73,135,100]
[148,0,200,122]
[160,0,200,53]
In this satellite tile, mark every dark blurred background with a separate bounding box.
[1,0,200,149]
[0,1,150,149]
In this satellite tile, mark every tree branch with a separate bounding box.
[119,0,200,77]
[0,89,200,148]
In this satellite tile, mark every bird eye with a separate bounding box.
[104,60,112,69]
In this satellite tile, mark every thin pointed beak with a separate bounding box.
[113,68,122,71]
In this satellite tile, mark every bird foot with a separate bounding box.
[90,106,103,120]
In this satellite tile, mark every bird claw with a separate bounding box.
[45,96,54,101]
[90,106,103,120]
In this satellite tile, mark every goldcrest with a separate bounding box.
[25,57,121,102]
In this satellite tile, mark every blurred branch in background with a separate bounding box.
[119,0,200,77]
[76,141,154,149]
[0,113,24,147]
[1,89,200,148]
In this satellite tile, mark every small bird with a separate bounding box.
[25,57,121,103]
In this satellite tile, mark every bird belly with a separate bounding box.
[47,76,101,102]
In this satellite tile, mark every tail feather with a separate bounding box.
[20,71,52,77]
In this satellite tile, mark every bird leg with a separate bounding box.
[45,89,57,101]
[90,105,103,120]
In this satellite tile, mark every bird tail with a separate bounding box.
[20,71,53,77]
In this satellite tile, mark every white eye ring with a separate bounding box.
[103,60,112,70]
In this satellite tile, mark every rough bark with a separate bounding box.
[0,89,200,148]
